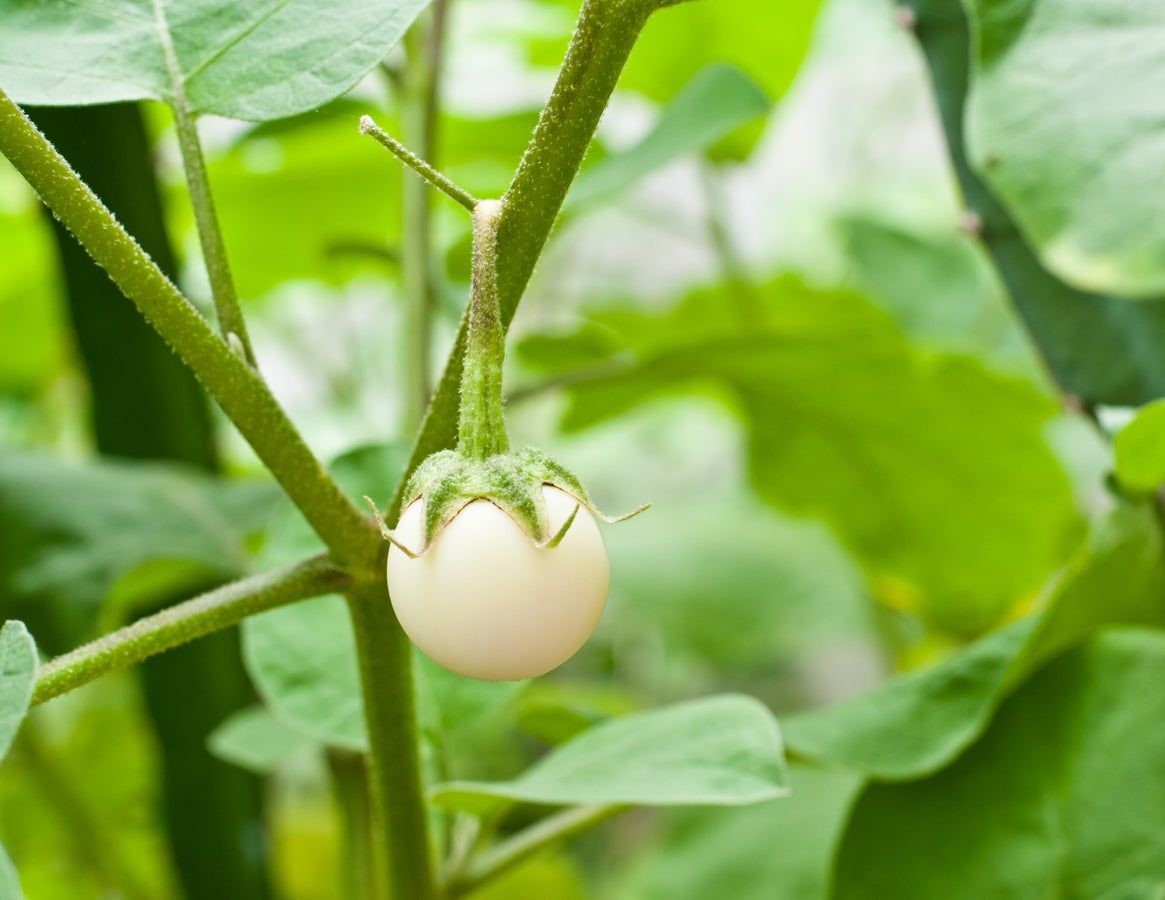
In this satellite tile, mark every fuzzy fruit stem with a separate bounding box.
[458,199,509,460]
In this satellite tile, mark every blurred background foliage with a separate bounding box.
[1,0,1163,896]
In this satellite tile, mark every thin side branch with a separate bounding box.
[0,88,380,569]
[387,0,661,521]
[32,554,350,706]
[446,805,620,897]
[360,115,478,212]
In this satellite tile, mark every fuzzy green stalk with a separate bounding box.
[457,199,509,460]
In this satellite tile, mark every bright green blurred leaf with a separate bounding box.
[1114,399,1165,494]
[611,765,860,900]
[0,453,277,646]
[833,630,1165,898]
[784,502,1165,779]
[0,622,36,761]
[519,279,1079,633]
[514,682,640,746]
[964,0,1165,297]
[0,0,432,121]
[567,64,769,211]
[207,706,316,774]
[431,694,787,813]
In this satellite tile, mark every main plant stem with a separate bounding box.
[458,199,508,459]
[346,580,435,900]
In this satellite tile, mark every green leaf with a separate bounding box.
[611,766,860,900]
[0,0,432,121]
[567,64,770,211]
[783,502,1165,780]
[430,694,787,813]
[962,0,1165,297]
[911,0,1165,407]
[243,595,366,752]
[519,279,1079,633]
[0,452,276,649]
[0,621,36,761]
[207,706,316,774]
[1114,399,1165,494]
[832,630,1165,898]
[0,842,23,900]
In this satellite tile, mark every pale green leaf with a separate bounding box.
[963,0,1165,296]
[567,64,770,210]
[207,706,316,774]
[784,502,1165,779]
[833,630,1165,898]
[431,694,787,813]
[1114,399,1165,494]
[0,0,432,121]
[0,622,36,761]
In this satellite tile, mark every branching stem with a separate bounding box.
[31,554,349,706]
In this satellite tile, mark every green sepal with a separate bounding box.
[396,446,643,554]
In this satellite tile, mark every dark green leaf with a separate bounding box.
[909,0,1165,406]
[0,0,433,121]
[833,630,1165,898]
[431,694,787,813]
[784,502,1165,779]
[963,0,1165,296]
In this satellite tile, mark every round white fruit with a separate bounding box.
[387,485,610,680]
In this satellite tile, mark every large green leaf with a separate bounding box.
[909,0,1165,406]
[518,279,1078,633]
[431,694,787,813]
[962,0,1165,297]
[783,502,1165,779]
[0,452,277,648]
[0,622,36,762]
[833,630,1165,898]
[566,64,770,211]
[0,0,431,121]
